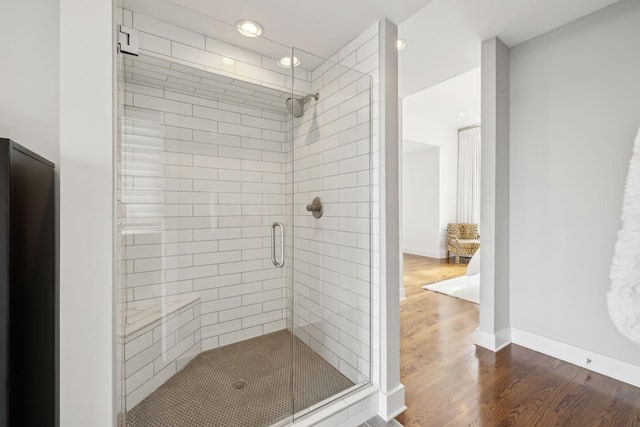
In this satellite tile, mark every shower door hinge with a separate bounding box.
[118,25,139,56]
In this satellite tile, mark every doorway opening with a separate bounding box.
[400,67,481,299]
[396,67,481,425]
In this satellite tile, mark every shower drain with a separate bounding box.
[232,379,248,390]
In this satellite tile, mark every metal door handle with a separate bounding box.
[271,222,284,268]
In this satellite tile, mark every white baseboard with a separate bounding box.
[511,328,640,388]
[475,327,511,352]
[399,285,406,302]
[377,384,406,421]
[403,247,447,259]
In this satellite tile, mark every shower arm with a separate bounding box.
[297,93,320,104]
[306,93,320,102]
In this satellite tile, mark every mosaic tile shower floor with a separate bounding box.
[125,330,354,427]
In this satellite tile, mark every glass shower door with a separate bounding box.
[118,45,296,426]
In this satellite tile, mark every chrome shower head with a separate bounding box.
[286,97,304,118]
[286,93,319,118]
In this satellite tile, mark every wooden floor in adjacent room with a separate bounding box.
[396,253,640,427]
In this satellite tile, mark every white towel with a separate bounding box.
[608,126,640,344]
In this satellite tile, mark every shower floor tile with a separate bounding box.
[125,330,354,427]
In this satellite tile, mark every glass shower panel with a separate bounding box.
[290,48,372,417]
[119,45,296,426]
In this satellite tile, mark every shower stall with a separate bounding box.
[115,4,373,426]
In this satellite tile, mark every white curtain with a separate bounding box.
[457,127,481,225]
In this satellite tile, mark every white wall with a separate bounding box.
[0,0,60,164]
[477,37,511,351]
[437,130,458,253]
[59,0,114,425]
[402,146,440,257]
[0,0,61,424]
[291,40,374,384]
[510,0,640,365]
[402,69,482,257]
[377,18,404,420]
[402,121,457,256]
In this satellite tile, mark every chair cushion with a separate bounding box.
[452,240,480,258]
[458,239,480,245]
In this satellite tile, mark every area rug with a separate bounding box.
[422,274,480,304]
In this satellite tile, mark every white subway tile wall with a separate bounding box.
[290,48,374,384]
[116,8,382,424]
[121,75,290,338]
[120,74,292,407]
[342,22,381,391]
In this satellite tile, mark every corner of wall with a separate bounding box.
[478,36,510,343]
[475,327,511,352]
[377,17,405,421]
[378,383,407,421]
[60,0,115,425]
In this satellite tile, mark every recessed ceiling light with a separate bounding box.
[396,39,406,51]
[221,57,235,65]
[277,56,300,68]
[236,20,263,38]
[458,113,466,117]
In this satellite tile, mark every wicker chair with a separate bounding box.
[447,223,480,263]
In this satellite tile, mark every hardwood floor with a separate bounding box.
[396,254,640,427]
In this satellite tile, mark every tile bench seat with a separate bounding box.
[119,297,201,409]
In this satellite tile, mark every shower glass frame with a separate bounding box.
[115,5,373,425]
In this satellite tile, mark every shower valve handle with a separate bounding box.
[306,197,323,218]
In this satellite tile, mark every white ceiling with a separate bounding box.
[403,67,480,152]
[167,0,436,58]
[125,0,619,99]
[398,0,619,97]
[125,0,434,62]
